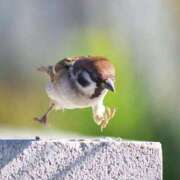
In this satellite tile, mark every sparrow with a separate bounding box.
[34,56,116,130]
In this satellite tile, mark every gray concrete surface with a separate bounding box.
[0,138,162,180]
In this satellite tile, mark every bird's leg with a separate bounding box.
[92,103,105,126]
[34,102,55,125]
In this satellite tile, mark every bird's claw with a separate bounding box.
[95,107,116,131]
[34,114,48,125]
[34,102,54,125]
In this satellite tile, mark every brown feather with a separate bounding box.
[72,56,115,82]
[38,55,115,86]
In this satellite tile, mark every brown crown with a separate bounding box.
[72,56,115,82]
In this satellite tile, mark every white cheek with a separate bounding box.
[71,69,97,96]
[76,80,96,96]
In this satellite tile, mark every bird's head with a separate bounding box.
[69,56,115,98]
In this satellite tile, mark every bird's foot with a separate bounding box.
[100,107,116,131]
[34,102,55,125]
[94,107,116,131]
[34,114,48,125]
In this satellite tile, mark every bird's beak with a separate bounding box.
[104,79,115,92]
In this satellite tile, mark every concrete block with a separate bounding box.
[0,138,162,180]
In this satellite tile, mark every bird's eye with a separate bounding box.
[77,71,90,87]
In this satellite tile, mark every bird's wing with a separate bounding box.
[37,55,113,82]
[54,56,86,73]
[37,56,79,82]
[54,57,76,72]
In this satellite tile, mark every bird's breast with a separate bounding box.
[45,74,103,109]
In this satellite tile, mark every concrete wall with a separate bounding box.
[0,138,162,180]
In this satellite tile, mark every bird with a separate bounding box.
[34,56,116,130]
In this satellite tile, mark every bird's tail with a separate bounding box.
[37,65,55,81]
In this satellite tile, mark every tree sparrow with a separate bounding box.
[35,56,116,130]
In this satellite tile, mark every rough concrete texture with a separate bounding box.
[0,138,162,180]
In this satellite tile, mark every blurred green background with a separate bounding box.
[0,1,180,179]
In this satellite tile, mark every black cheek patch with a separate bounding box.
[77,73,90,87]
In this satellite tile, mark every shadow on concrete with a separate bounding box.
[50,142,108,180]
[0,140,34,169]
[0,140,109,179]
